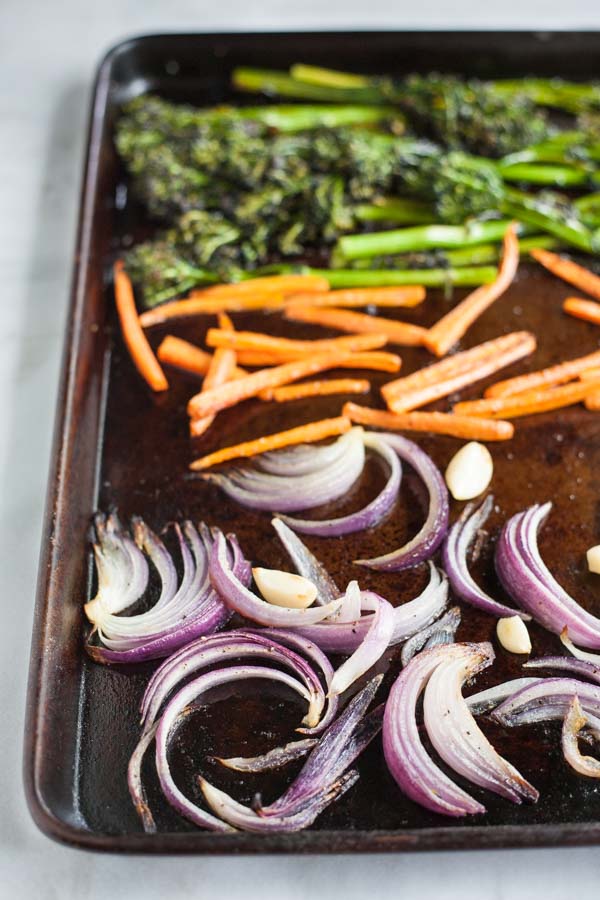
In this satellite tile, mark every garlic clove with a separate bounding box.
[445,441,493,501]
[496,615,532,655]
[586,545,600,574]
[253,567,318,609]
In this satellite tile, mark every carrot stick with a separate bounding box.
[113,261,168,392]
[235,349,402,372]
[189,416,352,471]
[484,348,600,398]
[218,312,235,331]
[424,224,519,357]
[531,248,600,300]
[580,369,600,410]
[453,377,600,419]
[285,286,425,309]
[186,349,356,419]
[382,331,536,413]
[260,379,371,402]
[157,336,247,379]
[190,274,330,298]
[284,306,428,347]
[139,293,286,327]
[342,402,514,441]
[205,329,388,356]
[189,315,238,438]
[563,296,600,326]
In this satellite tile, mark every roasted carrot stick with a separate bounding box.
[157,336,247,379]
[285,286,425,309]
[139,293,286,327]
[113,261,168,392]
[563,296,600,326]
[190,416,351,471]
[342,402,514,441]
[218,312,235,331]
[260,379,371,402]
[580,368,600,410]
[284,306,428,347]
[190,274,330,298]
[186,349,356,419]
[453,377,600,419]
[484,348,600,398]
[531,248,600,300]
[424,224,519,357]
[205,329,388,356]
[382,331,536,413]
[190,314,238,438]
[235,349,402,372]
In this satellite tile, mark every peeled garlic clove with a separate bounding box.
[253,567,318,609]
[496,615,532,655]
[587,545,600,574]
[445,441,493,501]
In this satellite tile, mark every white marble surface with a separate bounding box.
[3,2,600,896]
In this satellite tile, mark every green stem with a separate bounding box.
[353,198,436,225]
[231,67,382,103]
[275,266,499,289]
[289,64,372,90]
[499,162,591,187]
[501,190,594,253]
[491,79,600,113]
[238,104,399,132]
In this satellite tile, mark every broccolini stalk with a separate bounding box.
[498,162,592,188]
[575,192,600,227]
[353,234,561,269]
[501,189,597,253]
[232,67,382,103]
[490,79,600,114]
[353,197,436,225]
[265,264,498,289]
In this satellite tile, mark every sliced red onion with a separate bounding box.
[523,656,600,686]
[127,723,158,833]
[155,665,314,831]
[84,512,149,623]
[215,738,318,773]
[400,606,462,667]
[383,644,486,817]
[271,518,340,605]
[258,433,354,476]
[465,678,542,715]
[561,629,600,664]
[424,646,538,804]
[140,630,327,733]
[491,677,600,727]
[328,592,395,696]
[355,433,449,571]
[496,503,600,649]
[209,531,342,626]
[202,428,365,513]
[443,496,530,620]
[85,519,241,664]
[293,563,448,653]
[278,433,401,537]
[562,697,600,777]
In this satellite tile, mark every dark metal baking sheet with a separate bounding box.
[24,30,600,853]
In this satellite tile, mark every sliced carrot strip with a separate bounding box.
[157,336,247,379]
[484,348,600,398]
[190,274,330,298]
[285,286,425,309]
[563,296,600,326]
[190,315,238,439]
[206,329,388,356]
[579,368,600,410]
[260,379,371,402]
[453,377,600,419]
[113,261,168,392]
[139,293,285,327]
[284,306,427,347]
[532,249,600,300]
[186,349,356,420]
[218,311,234,331]
[424,224,519,357]
[343,402,514,441]
[382,331,536,413]
[235,349,402,373]
[190,416,352,471]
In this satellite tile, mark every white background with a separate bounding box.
[2,2,600,897]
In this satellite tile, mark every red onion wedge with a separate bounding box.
[496,503,600,649]
[491,677,600,727]
[293,563,449,654]
[561,629,600,664]
[443,496,530,620]
[215,738,319,773]
[562,697,600,777]
[465,678,541,715]
[278,433,401,537]
[127,723,159,833]
[383,644,487,817]
[355,433,449,571]
[328,591,395,696]
[201,427,365,513]
[155,665,314,831]
[272,518,340,605]
[400,606,462,667]
[423,646,538,804]
[85,517,242,664]
[209,531,342,626]
[524,656,600,687]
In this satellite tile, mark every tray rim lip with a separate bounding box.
[22,28,600,855]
